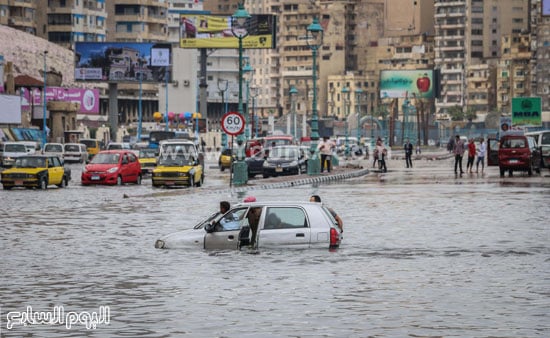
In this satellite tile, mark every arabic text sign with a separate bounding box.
[21,87,99,114]
[179,14,276,49]
[379,70,434,99]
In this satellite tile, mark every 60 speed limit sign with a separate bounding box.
[221,112,245,136]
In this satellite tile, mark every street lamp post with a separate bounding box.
[355,88,363,144]
[243,60,253,140]
[42,51,48,146]
[250,86,259,138]
[231,2,250,186]
[306,18,323,175]
[137,60,144,142]
[341,86,350,158]
[217,79,229,150]
[289,86,298,140]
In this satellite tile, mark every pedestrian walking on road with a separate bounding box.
[453,135,465,175]
[376,139,388,173]
[466,138,476,173]
[476,138,487,173]
[404,138,413,168]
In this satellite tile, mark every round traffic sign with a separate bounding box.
[221,112,245,136]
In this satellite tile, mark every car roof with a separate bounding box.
[234,201,320,208]
[98,150,132,154]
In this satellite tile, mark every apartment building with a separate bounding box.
[34,0,107,48]
[435,0,529,118]
[497,33,532,113]
[0,0,37,35]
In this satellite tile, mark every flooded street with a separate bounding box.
[1,155,549,337]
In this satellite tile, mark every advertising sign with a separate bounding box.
[380,70,434,99]
[511,97,542,127]
[0,94,22,124]
[74,42,171,83]
[543,0,550,16]
[20,87,100,114]
[179,14,276,49]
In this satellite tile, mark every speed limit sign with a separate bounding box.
[221,112,245,136]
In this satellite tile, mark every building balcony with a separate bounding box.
[10,0,34,9]
[434,1,466,8]
[47,24,74,32]
[116,0,167,6]
[7,16,35,29]
[281,70,312,77]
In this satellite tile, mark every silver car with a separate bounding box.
[155,201,342,251]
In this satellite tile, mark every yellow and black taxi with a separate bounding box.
[218,148,234,172]
[138,148,159,175]
[152,140,204,188]
[1,155,71,190]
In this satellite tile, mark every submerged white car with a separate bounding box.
[155,201,342,251]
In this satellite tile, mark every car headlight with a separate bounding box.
[263,161,271,168]
[107,167,119,173]
[289,160,298,167]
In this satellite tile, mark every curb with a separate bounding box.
[228,168,370,194]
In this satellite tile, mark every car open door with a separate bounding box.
[487,138,499,166]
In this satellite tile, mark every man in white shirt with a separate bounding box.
[317,136,335,173]
[476,138,487,173]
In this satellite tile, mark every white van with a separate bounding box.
[64,143,88,163]
[525,130,550,168]
[1,142,28,168]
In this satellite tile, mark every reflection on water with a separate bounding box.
[0,177,548,337]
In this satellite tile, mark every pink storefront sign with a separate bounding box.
[21,87,99,114]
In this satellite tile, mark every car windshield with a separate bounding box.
[269,147,297,159]
[502,138,526,148]
[158,154,194,166]
[139,149,158,158]
[91,153,120,164]
[45,144,63,152]
[15,157,45,168]
[4,144,27,152]
[64,144,81,152]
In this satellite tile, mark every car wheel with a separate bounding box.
[117,176,123,186]
[136,175,142,185]
[57,177,67,188]
[40,177,48,190]
[196,174,203,187]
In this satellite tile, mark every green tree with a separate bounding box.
[449,105,465,121]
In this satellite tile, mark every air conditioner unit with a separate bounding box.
[183,80,190,87]
[172,80,179,87]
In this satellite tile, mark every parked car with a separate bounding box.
[218,148,235,172]
[152,140,204,187]
[43,143,64,160]
[154,201,342,251]
[1,155,71,190]
[1,142,28,168]
[262,145,307,178]
[64,143,88,163]
[81,150,142,185]
[498,134,541,177]
[245,148,269,178]
[138,148,159,175]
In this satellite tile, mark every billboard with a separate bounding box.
[179,14,276,49]
[21,87,100,114]
[380,70,434,99]
[511,97,542,127]
[74,43,172,83]
[0,94,21,124]
[543,0,550,16]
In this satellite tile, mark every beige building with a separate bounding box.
[435,0,530,118]
[0,0,37,35]
[497,34,532,113]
